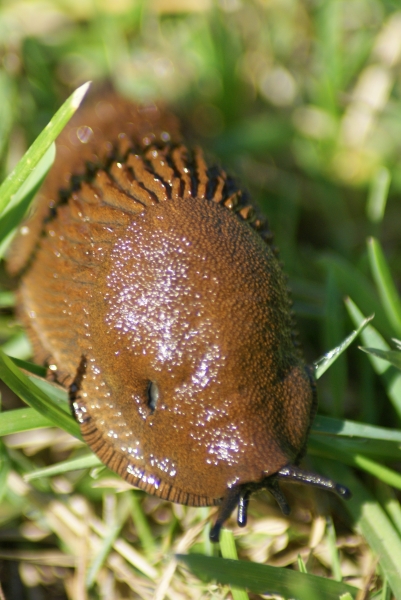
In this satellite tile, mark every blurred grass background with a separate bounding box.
[1,0,401,598]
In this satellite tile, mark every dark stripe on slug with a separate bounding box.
[170,146,192,198]
[83,426,104,442]
[81,429,100,443]
[108,453,124,475]
[163,483,173,501]
[163,145,186,199]
[119,164,160,206]
[126,154,169,203]
[145,147,176,191]
[205,165,221,201]
[97,444,115,465]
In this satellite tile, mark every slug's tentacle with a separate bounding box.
[210,468,351,542]
[210,486,242,543]
[263,475,291,515]
[276,465,352,500]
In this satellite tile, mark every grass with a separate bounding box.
[1,1,401,598]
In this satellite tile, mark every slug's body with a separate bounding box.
[8,93,349,539]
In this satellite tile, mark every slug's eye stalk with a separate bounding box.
[276,465,352,500]
[210,466,351,543]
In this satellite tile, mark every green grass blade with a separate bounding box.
[323,269,347,416]
[86,493,132,588]
[220,529,249,600]
[375,482,401,537]
[360,347,401,370]
[368,237,401,338]
[367,167,391,224]
[176,554,358,600]
[309,438,401,489]
[312,415,401,442]
[326,517,342,582]
[0,143,55,253]
[314,313,374,379]
[0,81,90,215]
[0,348,81,439]
[130,492,157,557]
[345,298,401,420]
[0,407,52,436]
[0,291,14,308]
[0,441,11,504]
[318,460,401,600]
[10,356,47,377]
[24,453,99,481]
[297,554,307,574]
[319,255,392,339]
[310,434,401,462]
[1,332,32,360]
[26,376,70,411]
[311,416,401,461]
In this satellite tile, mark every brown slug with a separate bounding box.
[8,93,350,542]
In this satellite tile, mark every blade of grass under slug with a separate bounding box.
[0,348,81,439]
[368,237,401,338]
[0,81,90,215]
[314,313,374,379]
[346,298,401,420]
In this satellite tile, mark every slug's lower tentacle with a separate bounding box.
[210,486,242,543]
[264,475,291,515]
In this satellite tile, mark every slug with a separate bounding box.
[8,92,350,541]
